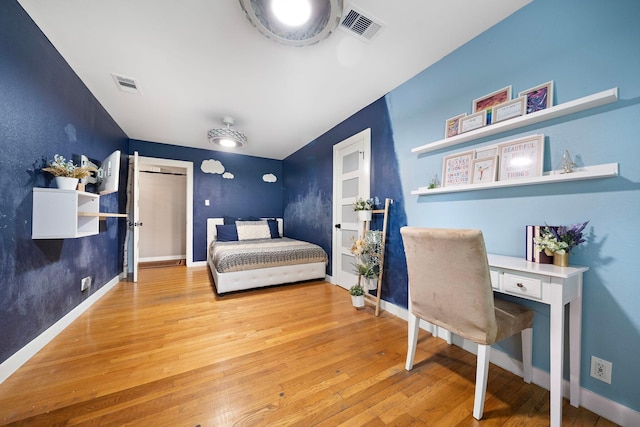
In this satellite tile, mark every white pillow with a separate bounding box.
[236,221,271,240]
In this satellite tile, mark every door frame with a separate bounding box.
[331,128,371,287]
[138,156,194,266]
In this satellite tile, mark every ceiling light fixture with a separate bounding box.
[271,0,312,27]
[239,0,342,47]
[208,117,247,148]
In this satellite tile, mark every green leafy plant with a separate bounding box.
[349,284,365,296]
[353,196,379,211]
[355,262,377,280]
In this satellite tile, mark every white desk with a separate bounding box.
[488,254,587,427]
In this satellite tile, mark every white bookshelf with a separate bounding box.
[411,88,618,155]
[411,163,618,196]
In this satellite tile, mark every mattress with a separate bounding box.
[210,237,328,273]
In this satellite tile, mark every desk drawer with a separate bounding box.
[502,273,542,300]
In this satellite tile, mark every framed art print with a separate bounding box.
[497,134,544,181]
[519,81,554,114]
[444,113,467,138]
[442,150,475,187]
[492,96,526,123]
[458,110,486,134]
[475,146,498,159]
[471,156,498,184]
[473,86,512,124]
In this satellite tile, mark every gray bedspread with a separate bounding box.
[210,238,328,273]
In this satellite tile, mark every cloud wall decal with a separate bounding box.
[201,159,225,174]
[262,173,277,183]
[222,172,234,179]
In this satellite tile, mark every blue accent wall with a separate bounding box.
[283,98,408,305]
[0,1,128,364]
[129,140,284,262]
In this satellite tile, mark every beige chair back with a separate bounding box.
[400,227,499,345]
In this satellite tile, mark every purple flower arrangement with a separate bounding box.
[549,221,589,253]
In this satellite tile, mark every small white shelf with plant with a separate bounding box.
[32,188,100,238]
[411,88,618,155]
[411,163,618,196]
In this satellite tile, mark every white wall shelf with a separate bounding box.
[32,188,127,239]
[411,163,618,196]
[411,88,618,155]
[33,188,100,238]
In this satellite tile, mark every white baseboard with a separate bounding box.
[139,255,185,262]
[0,274,121,384]
[190,260,207,267]
[384,300,640,426]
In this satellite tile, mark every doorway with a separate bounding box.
[127,156,194,280]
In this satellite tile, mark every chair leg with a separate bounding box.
[521,328,533,383]
[473,344,491,420]
[405,312,420,371]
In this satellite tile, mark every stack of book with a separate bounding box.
[525,225,557,264]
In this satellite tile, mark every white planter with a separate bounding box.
[357,210,372,222]
[351,295,365,308]
[53,176,79,190]
[364,277,377,291]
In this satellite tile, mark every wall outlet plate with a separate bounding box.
[81,276,92,292]
[590,355,612,384]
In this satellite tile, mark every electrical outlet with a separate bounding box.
[81,276,92,292]
[590,356,612,384]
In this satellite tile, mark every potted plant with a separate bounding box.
[356,262,378,290]
[42,154,96,190]
[353,196,379,222]
[349,284,365,308]
[534,221,589,266]
[351,230,382,290]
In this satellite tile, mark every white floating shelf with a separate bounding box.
[411,163,618,196]
[412,88,618,155]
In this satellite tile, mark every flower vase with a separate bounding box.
[351,295,365,308]
[358,210,372,222]
[53,176,79,190]
[553,252,569,267]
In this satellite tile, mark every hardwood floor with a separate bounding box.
[0,266,617,426]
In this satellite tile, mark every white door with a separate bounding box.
[332,128,371,290]
[132,151,140,282]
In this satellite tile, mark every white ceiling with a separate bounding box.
[18,0,531,160]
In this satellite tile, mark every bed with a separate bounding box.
[206,218,327,294]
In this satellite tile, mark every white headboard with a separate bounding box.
[206,218,283,251]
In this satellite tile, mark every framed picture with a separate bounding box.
[444,113,467,138]
[497,134,544,181]
[519,81,554,114]
[472,86,512,124]
[475,147,498,159]
[492,96,526,123]
[471,156,498,184]
[458,110,486,134]
[442,150,475,187]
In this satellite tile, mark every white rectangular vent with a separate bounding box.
[112,73,141,94]
[340,5,384,41]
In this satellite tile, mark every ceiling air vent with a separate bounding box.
[339,5,384,41]
[111,73,141,94]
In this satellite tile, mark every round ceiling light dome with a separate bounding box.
[239,0,343,47]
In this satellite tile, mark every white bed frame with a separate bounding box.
[206,218,326,294]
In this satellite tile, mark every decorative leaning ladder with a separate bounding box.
[358,197,392,316]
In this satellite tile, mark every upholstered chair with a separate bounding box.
[400,227,534,420]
